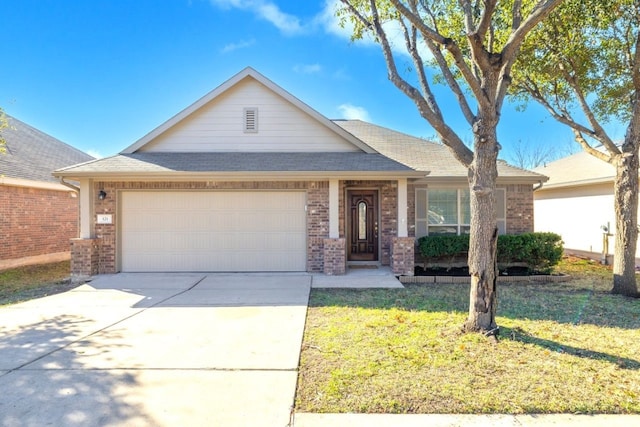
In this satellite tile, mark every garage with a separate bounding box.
[119,191,307,272]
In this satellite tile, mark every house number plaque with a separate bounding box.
[96,214,113,224]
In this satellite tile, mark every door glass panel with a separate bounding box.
[358,201,367,240]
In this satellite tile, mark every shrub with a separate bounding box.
[417,232,563,273]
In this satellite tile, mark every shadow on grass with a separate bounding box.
[309,281,640,330]
[504,325,640,370]
[0,315,156,426]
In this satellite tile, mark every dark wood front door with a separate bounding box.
[347,190,379,261]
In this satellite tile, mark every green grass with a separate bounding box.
[296,257,640,414]
[0,261,76,306]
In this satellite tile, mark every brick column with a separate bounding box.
[70,238,100,282]
[323,238,346,275]
[391,237,415,276]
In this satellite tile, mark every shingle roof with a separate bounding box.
[333,120,546,180]
[54,152,421,177]
[533,150,615,188]
[0,115,94,183]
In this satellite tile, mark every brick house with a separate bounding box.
[53,68,546,279]
[0,115,94,270]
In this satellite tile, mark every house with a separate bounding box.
[534,151,637,263]
[53,67,545,279]
[0,115,94,270]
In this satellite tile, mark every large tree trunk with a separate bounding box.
[612,138,640,297]
[464,119,500,334]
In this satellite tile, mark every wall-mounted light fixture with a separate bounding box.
[98,190,107,200]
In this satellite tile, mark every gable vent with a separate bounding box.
[243,107,258,133]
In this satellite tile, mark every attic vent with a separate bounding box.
[243,107,258,133]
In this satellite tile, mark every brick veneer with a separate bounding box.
[391,237,415,276]
[323,238,346,275]
[70,238,99,281]
[1,184,78,269]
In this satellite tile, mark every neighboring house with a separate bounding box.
[534,151,636,263]
[54,67,545,279]
[0,115,94,270]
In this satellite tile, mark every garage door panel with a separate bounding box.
[121,191,307,272]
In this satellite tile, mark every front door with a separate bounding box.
[347,190,379,261]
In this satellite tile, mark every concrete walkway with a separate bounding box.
[0,273,311,426]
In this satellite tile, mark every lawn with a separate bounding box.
[0,261,76,306]
[296,257,640,414]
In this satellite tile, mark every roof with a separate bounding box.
[533,150,615,189]
[334,120,546,182]
[0,115,94,184]
[53,152,423,179]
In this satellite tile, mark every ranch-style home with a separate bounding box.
[54,67,546,280]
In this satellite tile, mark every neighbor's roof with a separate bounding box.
[0,115,94,183]
[334,120,547,181]
[533,150,615,189]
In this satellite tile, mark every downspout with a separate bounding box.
[533,180,544,191]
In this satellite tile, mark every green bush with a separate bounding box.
[417,232,563,273]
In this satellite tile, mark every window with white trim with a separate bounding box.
[415,187,506,237]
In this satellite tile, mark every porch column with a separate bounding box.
[79,178,93,239]
[392,178,414,275]
[329,179,339,238]
[397,178,408,237]
[323,179,346,275]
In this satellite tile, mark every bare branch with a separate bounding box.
[476,0,498,41]
[572,129,613,163]
[389,0,485,102]
[512,0,523,30]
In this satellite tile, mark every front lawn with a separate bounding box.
[0,261,75,306]
[296,257,640,414]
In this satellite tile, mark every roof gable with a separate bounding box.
[123,67,375,154]
[0,115,94,183]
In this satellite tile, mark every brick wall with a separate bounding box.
[505,184,534,234]
[0,184,78,268]
[323,238,346,275]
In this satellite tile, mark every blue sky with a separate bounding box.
[1,0,625,162]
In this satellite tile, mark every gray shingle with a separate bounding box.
[0,115,94,183]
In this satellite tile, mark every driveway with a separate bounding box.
[0,273,311,426]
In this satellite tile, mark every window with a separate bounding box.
[415,187,506,237]
[243,107,258,133]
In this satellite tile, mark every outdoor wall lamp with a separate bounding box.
[98,190,107,200]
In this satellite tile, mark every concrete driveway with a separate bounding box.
[0,273,311,427]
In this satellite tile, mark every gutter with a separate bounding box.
[59,177,80,192]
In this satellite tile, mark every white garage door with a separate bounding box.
[120,191,307,272]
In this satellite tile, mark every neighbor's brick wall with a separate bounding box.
[0,184,78,265]
[92,181,330,274]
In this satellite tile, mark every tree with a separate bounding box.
[507,138,557,169]
[513,0,640,297]
[338,0,564,335]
